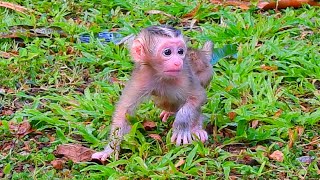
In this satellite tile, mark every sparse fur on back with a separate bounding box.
[188,41,213,88]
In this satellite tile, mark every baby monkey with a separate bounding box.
[92,25,213,161]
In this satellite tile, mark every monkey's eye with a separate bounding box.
[177,48,184,55]
[163,48,172,56]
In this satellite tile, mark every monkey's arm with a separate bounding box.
[92,74,150,161]
[171,87,207,145]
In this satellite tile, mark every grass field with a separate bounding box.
[1,0,320,179]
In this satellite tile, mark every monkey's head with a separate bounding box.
[130,26,187,79]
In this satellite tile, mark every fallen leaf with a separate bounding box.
[261,64,278,71]
[229,176,238,180]
[182,3,201,19]
[51,159,65,170]
[251,120,259,129]
[288,129,295,148]
[210,0,250,10]
[310,136,320,145]
[146,10,176,19]
[16,121,32,136]
[0,1,35,14]
[258,0,320,10]
[274,109,282,117]
[174,158,185,168]
[3,109,13,116]
[148,134,163,142]
[269,150,284,162]
[55,144,96,162]
[0,51,18,59]
[228,111,237,120]
[296,126,304,137]
[143,121,156,130]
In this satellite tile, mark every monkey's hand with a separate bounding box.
[171,108,194,146]
[191,128,208,142]
[171,127,208,145]
[159,111,174,122]
[91,143,119,161]
[171,126,193,146]
[191,115,208,142]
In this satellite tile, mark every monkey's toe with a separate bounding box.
[171,131,193,146]
[160,111,174,122]
[192,129,208,142]
[92,148,114,161]
[92,152,107,160]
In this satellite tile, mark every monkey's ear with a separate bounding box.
[131,39,146,62]
[202,41,213,52]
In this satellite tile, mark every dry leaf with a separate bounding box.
[174,158,185,168]
[288,129,295,148]
[51,159,65,170]
[269,150,284,162]
[296,126,304,137]
[0,51,17,59]
[146,10,176,19]
[261,64,278,71]
[258,0,320,10]
[274,109,282,117]
[143,121,156,130]
[3,109,14,116]
[55,144,96,162]
[148,134,163,142]
[228,111,237,120]
[0,1,35,14]
[229,176,239,180]
[16,121,32,136]
[251,120,259,129]
[182,3,201,19]
[210,0,250,10]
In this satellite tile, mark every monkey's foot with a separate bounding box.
[171,129,208,146]
[91,146,117,161]
[159,111,174,122]
[191,128,208,142]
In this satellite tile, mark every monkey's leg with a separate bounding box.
[191,115,208,142]
[92,121,131,161]
[159,111,175,122]
[92,76,150,161]
[170,103,199,146]
[170,87,207,146]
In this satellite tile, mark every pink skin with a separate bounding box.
[159,111,174,122]
[92,35,208,161]
[155,37,186,77]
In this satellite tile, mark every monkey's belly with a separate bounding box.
[152,96,183,112]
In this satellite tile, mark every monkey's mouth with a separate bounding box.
[164,70,181,76]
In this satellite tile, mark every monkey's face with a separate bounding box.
[153,37,187,78]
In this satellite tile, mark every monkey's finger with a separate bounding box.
[182,132,189,145]
[101,153,111,161]
[176,133,182,146]
[187,133,193,144]
[192,131,200,141]
[199,131,207,142]
[171,132,177,143]
[203,131,208,141]
[92,152,104,159]
[160,111,166,118]
[162,114,169,122]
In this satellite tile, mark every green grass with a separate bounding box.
[1,0,320,179]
